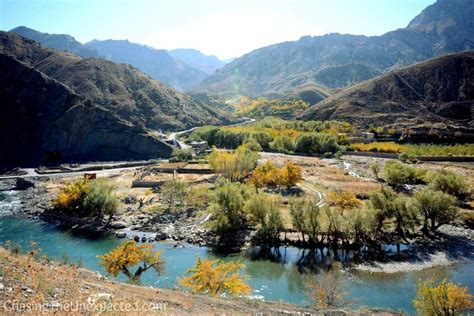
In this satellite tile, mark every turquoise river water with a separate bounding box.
[1,190,473,315]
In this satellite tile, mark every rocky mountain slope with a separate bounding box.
[169,48,225,75]
[198,0,474,97]
[300,51,474,131]
[0,32,227,166]
[10,26,100,58]
[85,39,208,91]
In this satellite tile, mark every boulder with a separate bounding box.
[115,232,127,238]
[140,236,147,242]
[109,221,127,229]
[133,235,140,242]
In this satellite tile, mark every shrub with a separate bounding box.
[289,196,323,244]
[425,169,469,199]
[82,179,119,221]
[410,188,458,233]
[383,160,425,187]
[413,278,472,316]
[242,138,262,152]
[179,257,251,297]
[305,269,347,308]
[171,148,193,162]
[53,178,119,219]
[249,161,280,190]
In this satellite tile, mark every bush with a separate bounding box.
[383,160,425,187]
[159,180,190,212]
[277,162,303,189]
[208,145,258,181]
[53,178,119,219]
[411,188,458,233]
[82,179,119,221]
[425,169,469,199]
[171,148,193,162]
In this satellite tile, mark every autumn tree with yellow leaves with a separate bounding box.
[413,278,473,316]
[179,257,251,297]
[98,241,165,284]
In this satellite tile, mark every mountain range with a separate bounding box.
[198,0,474,97]
[300,51,474,132]
[0,31,227,166]
[9,26,226,92]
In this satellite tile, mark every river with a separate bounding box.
[0,191,473,315]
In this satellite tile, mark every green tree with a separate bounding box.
[159,180,190,212]
[269,135,294,154]
[244,193,283,242]
[411,188,458,233]
[208,179,252,233]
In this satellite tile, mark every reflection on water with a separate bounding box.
[0,215,472,315]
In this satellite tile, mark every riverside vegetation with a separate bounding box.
[32,140,472,312]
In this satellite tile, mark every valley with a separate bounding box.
[1,0,473,314]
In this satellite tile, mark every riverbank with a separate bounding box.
[0,247,401,315]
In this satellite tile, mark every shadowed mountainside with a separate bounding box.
[300,51,474,131]
[0,31,228,166]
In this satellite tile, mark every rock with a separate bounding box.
[122,196,138,204]
[109,221,127,229]
[115,232,127,238]
[0,283,4,290]
[16,178,35,190]
[155,232,169,241]
[133,235,140,242]
[140,236,147,242]
[148,236,155,242]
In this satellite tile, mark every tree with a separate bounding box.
[244,193,283,242]
[426,169,469,199]
[208,145,258,182]
[208,179,252,233]
[383,160,425,188]
[82,179,119,222]
[370,186,415,238]
[305,269,347,308]
[179,257,251,297]
[249,161,280,190]
[370,163,381,181]
[53,179,89,214]
[295,133,339,154]
[326,189,361,210]
[269,135,294,154]
[277,161,303,189]
[98,241,165,284]
[413,278,473,316]
[289,196,322,245]
[411,188,458,233]
[159,180,190,212]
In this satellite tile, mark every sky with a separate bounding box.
[0,0,436,60]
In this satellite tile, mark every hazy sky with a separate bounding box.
[0,0,436,59]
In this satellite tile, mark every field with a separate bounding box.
[350,142,474,156]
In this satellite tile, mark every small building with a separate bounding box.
[189,141,209,152]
